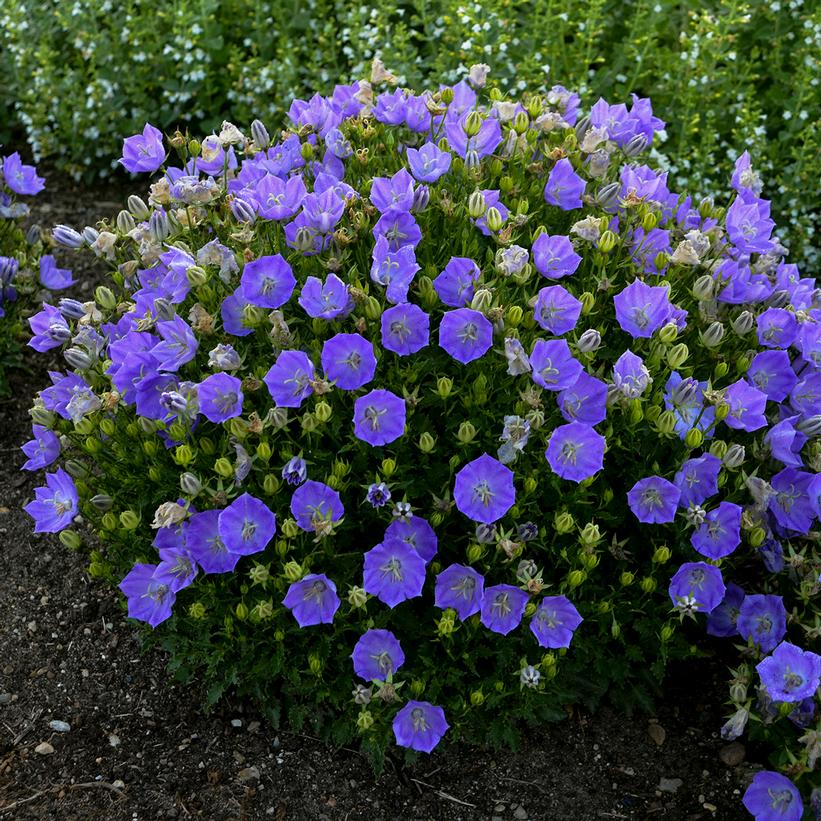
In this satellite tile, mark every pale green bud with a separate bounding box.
[579,292,595,314]
[119,510,140,530]
[189,602,207,620]
[652,546,671,564]
[642,211,659,231]
[485,206,504,233]
[174,444,195,467]
[283,561,303,582]
[252,599,274,621]
[235,602,249,621]
[91,493,114,511]
[620,571,635,586]
[470,689,485,706]
[180,472,202,496]
[567,570,586,588]
[658,322,678,344]
[470,288,493,313]
[249,564,270,586]
[466,543,484,563]
[685,427,703,448]
[579,522,601,547]
[506,305,523,326]
[660,623,675,642]
[186,265,208,287]
[356,710,374,732]
[95,286,116,310]
[214,457,233,478]
[467,191,487,219]
[692,274,715,300]
[667,343,689,368]
[364,295,382,320]
[419,432,436,453]
[256,441,272,461]
[656,410,678,435]
[465,110,483,137]
[308,654,322,675]
[315,400,333,422]
[554,511,575,534]
[702,321,725,348]
[436,376,453,398]
[281,518,300,538]
[59,530,82,550]
[639,576,657,593]
[348,586,368,608]
[598,230,617,253]
[457,421,477,444]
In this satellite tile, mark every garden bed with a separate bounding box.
[0,170,756,820]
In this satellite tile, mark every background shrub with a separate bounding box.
[0,1,817,264]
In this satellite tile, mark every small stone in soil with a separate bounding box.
[35,742,55,755]
[0,693,11,705]
[231,719,242,728]
[514,807,528,820]
[238,766,260,782]
[48,720,71,733]
[658,777,683,793]
[719,742,745,767]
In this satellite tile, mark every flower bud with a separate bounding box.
[148,209,170,242]
[300,141,314,161]
[796,415,821,437]
[594,181,620,210]
[102,419,117,437]
[116,209,136,234]
[579,522,601,547]
[723,443,745,468]
[283,560,303,582]
[702,321,725,348]
[685,427,703,448]
[554,511,575,534]
[485,206,504,233]
[639,576,657,593]
[95,285,117,310]
[506,305,523,327]
[348,586,368,609]
[667,343,689,368]
[100,512,117,531]
[64,346,93,371]
[75,418,95,436]
[598,230,617,253]
[293,226,315,252]
[356,710,374,732]
[468,288,492,314]
[731,311,754,336]
[126,195,150,220]
[53,224,85,249]
[173,444,194,467]
[250,119,270,149]
[119,510,140,530]
[364,295,382,320]
[470,689,485,706]
[419,432,436,453]
[467,191,487,219]
[654,252,669,271]
[59,529,82,550]
[214,457,233,478]
[692,274,715,300]
[281,518,299,539]
[314,400,332,423]
[574,114,591,141]
[658,323,678,344]
[641,210,658,231]
[249,564,270,586]
[579,292,595,314]
[656,410,678,435]
[652,546,671,564]
[30,406,56,427]
[567,570,585,588]
[256,442,272,462]
[729,682,748,704]
[465,110,483,137]
[748,527,766,548]
[90,493,114,511]
[308,654,322,675]
[381,458,396,478]
[235,602,249,621]
[523,476,537,495]
[186,265,208,287]
[466,543,484,563]
[81,225,99,245]
[275,539,289,557]
[660,623,675,642]
[714,362,729,379]
[457,421,477,444]
[620,571,634,586]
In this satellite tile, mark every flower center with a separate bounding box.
[380,556,404,583]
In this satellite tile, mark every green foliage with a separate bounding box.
[0,1,817,263]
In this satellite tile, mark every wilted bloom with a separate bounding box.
[366,482,392,507]
[628,476,680,523]
[283,573,341,626]
[264,350,315,408]
[438,308,493,364]
[690,502,742,559]
[757,642,821,703]
[353,389,406,446]
[530,596,583,648]
[530,339,583,391]
[406,142,452,183]
[612,350,651,398]
[241,254,295,308]
[24,468,78,533]
[120,124,165,173]
[434,564,484,620]
[381,303,429,355]
[480,584,529,635]
[674,454,721,508]
[290,480,344,534]
[454,453,515,524]
[118,563,176,627]
[720,707,749,741]
[363,539,426,607]
[392,700,449,753]
[208,343,242,371]
[545,422,605,482]
[322,333,377,390]
[544,158,585,210]
[533,285,582,335]
[218,493,276,555]
[742,771,803,821]
[613,280,673,338]
[197,373,243,422]
[498,414,531,464]
[352,629,405,681]
[668,562,725,613]
[384,515,438,563]
[737,594,787,653]
[531,233,582,279]
[282,456,308,486]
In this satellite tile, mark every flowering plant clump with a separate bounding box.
[24,70,819,812]
[0,149,73,393]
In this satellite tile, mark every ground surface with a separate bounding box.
[0,170,756,820]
